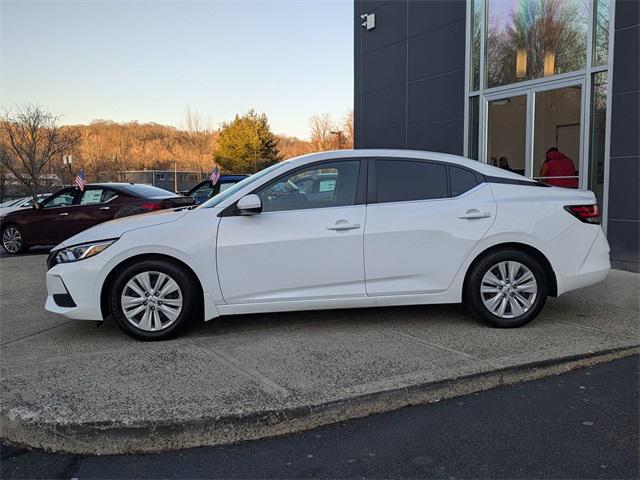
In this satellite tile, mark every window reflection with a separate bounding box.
[593,0,610,66]
[589,72,608,206]
[486,0,589,88]
[470,0,482,91]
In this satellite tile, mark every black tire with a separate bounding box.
[1,224,28,255]
[465,249,548,328]
[109,259,199,340]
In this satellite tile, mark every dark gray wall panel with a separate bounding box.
[607,0,640,270]
[362,83,406,131]
[608,156,640,221]
[361,1,407,54]
[362,41,407,92]
[407,70,464,126]
[408,19,466,82]
[408,0,466,36]
[407,119,464,155]
[355,0,465,154]
[612,25,639,94]
[610,92,640,158]
[615,0,640,29]
[607,220,640,272]
[361,126,406,149]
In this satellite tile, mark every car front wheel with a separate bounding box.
[110,259,199,340]
[466,249,547,328]
[2,225,28,254]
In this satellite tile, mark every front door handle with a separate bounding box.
[59,212,69,216]
[99,206,110,210]
[458,209,491,219]
[327,221,361,231]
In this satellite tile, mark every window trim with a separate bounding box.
[220,158,367,217]
[367,157,484,205]
[40,188,79,209]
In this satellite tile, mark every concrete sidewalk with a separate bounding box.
[1,255,638,454]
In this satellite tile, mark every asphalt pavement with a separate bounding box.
[2,355,638,479]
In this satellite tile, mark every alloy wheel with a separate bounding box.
[121,270,183,332]
[2,227,23,254]
[480,261,537,319]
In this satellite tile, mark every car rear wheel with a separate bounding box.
[2,225,28,254]
[110,259,198,340]
[466,249,547,328]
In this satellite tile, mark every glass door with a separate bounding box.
[483,79,585,189]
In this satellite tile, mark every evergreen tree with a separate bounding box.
[215,109,280,173]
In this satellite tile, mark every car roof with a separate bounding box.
[289,149,528,181]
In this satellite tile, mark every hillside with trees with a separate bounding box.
[0,105,353,199]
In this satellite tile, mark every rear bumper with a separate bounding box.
[543,225,610,296]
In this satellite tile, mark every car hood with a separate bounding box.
[55,208,192,249]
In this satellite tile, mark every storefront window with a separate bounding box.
[486,0,589,88]
[470,0,482,91]
[468,96,480,159]
[593,0,610,66]
[589,72,608,207]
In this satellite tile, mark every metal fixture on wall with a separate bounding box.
[361,13,375,30]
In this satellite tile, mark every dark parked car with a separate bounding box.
[184,175,249,204]
[0,183,194,254]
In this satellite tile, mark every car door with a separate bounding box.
[32,188,80,244]
[69,187,120,233]
[216,159,367,304]
[364,158,496,296]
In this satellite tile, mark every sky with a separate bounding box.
[0,0,353,139]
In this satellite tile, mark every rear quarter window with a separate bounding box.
[449,167,479,196]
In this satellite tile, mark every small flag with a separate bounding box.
[74,169,86,191]
[209,164,220,185]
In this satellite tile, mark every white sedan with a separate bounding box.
[0,194,50,217]
[45,150,610,340]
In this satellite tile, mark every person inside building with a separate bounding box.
[497,156,514,172]
[540,147,579,188]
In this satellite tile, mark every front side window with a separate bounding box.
[258,161,360,213]
[41,189,76,208]
[375,160,448,203]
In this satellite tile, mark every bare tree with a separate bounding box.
[0,104,80,201]
[343,109,354,149]
[182,106,214,173]
[309,113,338,151]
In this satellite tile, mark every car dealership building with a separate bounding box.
[354,0,639,271]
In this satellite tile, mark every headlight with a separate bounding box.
[53,239,117,264]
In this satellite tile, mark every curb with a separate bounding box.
[2,346,638,454]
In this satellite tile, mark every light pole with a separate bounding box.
[330,131,344,150]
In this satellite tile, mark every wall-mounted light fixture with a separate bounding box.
[361,13,375,30]
[516,49,527,79]
[544,52,555,76]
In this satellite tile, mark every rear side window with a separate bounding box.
[450,167,479,196]
[375,160,447,203]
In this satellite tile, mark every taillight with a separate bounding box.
[564,204,600,224]
[139,202,164,211]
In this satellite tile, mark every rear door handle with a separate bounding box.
[99,206,110,210]
[458,209,491,219]
[327,222,361,231]
[59,212,69,216]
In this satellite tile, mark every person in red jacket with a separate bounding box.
[540,148,579,188]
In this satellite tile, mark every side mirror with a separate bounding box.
[33,203,42,210]
[236,194,262,215]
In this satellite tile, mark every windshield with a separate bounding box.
[199,161,289,208]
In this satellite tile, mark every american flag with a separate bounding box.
[209,164,220,185]
[74,169,86,191]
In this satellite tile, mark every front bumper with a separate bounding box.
[45,254,107,321]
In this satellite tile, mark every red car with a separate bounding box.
[0,183,194,254]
